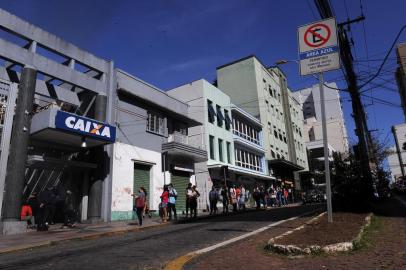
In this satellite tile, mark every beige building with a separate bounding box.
[216,56,308,190]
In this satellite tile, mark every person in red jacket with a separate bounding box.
[21,204,35,229]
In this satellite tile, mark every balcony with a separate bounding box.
[162,132,207,163]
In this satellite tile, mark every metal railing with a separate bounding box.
[167,131,206,150]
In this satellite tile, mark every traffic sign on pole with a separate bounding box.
[298,17,340,76]
[297,18,339,223]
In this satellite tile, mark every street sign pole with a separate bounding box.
[318,72,333,223]
[298,17,339,223]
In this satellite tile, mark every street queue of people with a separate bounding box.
[21,182,292,231]
[20,187,78,231]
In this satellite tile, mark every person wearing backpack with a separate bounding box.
[132,188,146,226]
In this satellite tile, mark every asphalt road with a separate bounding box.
[0,204,324,270]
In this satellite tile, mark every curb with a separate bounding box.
[0,222,168,255]
[267,213,373,255]
[164,207,324,270]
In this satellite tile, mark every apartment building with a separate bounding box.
[216,56,309,190]
[169,79,272,208]
[293,82,349,154]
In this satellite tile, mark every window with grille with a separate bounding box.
[146,111,167,136]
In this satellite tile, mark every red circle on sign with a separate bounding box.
[304,23,331,48]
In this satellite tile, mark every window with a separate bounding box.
[147,111,167,136]
[224,109,231,130]
[216,105,224,127]
[283,136,287,143]
[218,139,224,162]
[271,150,276,158]
[269,86,273,97]
[274,130,278,138]
[235,148,262,171]
[226,142,231,164]
[265,100,269,112]
[209,135,215,160]
[207,100,216,123]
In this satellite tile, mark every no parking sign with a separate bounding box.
[298,18,340,75]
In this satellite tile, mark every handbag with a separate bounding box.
[135,196,145,208]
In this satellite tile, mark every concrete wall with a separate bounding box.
[168,79,235,209]
[294,82,349,154]
[217,56,290,162]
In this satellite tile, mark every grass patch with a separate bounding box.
[353,215,381,251]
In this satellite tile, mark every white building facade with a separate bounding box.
[293,82,349,154]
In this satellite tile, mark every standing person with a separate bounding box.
[140,187,152,219]
[239,185,246,211]
[253,187,261,209]
[229,185,238,213]
[277,187,283,207]
[235,186,241,209]
[270,187,277,207]
[185,183,193,218]
[283,188,289,205]
[61,190,75,228]
[132,188,146,226]
[37,187,53,231]
[160,185,169,223]
[190,185,200,218]
[259,186,266,209]
[168,183,178,221]
[209,186,219,215]
[221,185,229,214]
[47,187,58,225]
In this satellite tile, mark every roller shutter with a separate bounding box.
[133,164,151,206]
[170,171,190,212]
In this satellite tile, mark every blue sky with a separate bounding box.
[2,0,406,149]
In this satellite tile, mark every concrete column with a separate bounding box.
[88,95,107,222]
[1,66,36,234]
[81,170,89,222]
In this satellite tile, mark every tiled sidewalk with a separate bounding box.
[0,216,164,254]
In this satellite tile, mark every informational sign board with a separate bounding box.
[298,17,340,75]
[55,110,116,142]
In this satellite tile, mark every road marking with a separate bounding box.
[164,208,323,270]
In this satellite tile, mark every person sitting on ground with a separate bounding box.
[21,204,35,229]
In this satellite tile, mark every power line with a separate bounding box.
[358,24,406,90]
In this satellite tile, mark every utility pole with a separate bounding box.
[314,0,374,187]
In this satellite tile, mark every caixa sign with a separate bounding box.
[55,111,116,142]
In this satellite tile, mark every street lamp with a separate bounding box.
[276,59,333,223]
